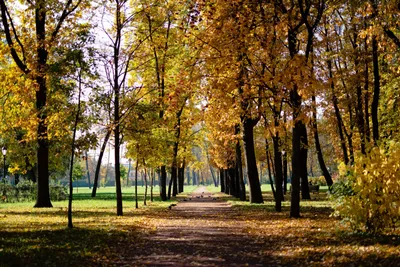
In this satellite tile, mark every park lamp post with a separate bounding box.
[282,150,286,156]
[2,147,6,183]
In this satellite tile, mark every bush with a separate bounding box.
[308,176,328,186]
[0,180,67,203]
[332,144,400,234]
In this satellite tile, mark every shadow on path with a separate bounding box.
[122,186,277,266]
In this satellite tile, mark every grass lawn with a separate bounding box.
[0,184,399,266]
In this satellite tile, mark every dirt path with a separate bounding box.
[124,186,276,266]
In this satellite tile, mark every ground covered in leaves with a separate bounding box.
[0,186,399,266]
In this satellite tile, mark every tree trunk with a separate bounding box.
[209,166,217,187]
[224,169,230,194]
[299,123,310,200]
[167,170,174,199]
[160,165,167,200]
[85,151,91,189]
[283,150,288,195]
[290,88,302,218]
[135,159,138,209]
[178,163,185,193]
[170,165,178,197]
[242,118,263,203]
[364,38,371,143]
[68,67,83,228]
[235,132,246,201]
[228,167,237,197]
[192,169,197,186]
[266,139,276,199]
[33,2,51,208]
[150,169,154,202]
[327,55,349,164]
[312,96,333,188]
[220,169,225,193]
[272,134,283,212]
[143,166,147,206]
[371,35,380,144]
[127,160,131,187]
[92,129,111,197]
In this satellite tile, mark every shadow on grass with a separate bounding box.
[0,227,139,266]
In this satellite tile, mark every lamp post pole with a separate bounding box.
[2,147,7,183]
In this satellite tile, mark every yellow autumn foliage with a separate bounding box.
[333,143,400,234]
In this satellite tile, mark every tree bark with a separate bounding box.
[85,151,91,189]
[228,167,237,197]
[135,159,138,209]
[34,1,52,208]
[312,96,333,188]
[92,129,111,197]
[272,134,283,211]
[290,88,302,218]
[220,169,225,193]
[235,131,246,201]
[224,169,230,194]
[242,118,263,203]
[364,37,371,143]
[160,165,167,200]
[150,169,154,202]
[178,162,185,193]
[167,170,174,199]
[299,123,310,200]
[143,165,147,206]
[266,139,276,199]
[371,35,380,144]
[170,165,178,198]
[68,66,83,228]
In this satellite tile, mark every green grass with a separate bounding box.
[0,185,199,266]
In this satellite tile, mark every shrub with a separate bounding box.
[0,180,67,203]
[308,176,328,186]
[332,144,400,234]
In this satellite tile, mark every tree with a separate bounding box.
[0,0,90,207]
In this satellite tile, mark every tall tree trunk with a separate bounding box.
[34,2,52,208]
[160,166,167,200]
[224,169,230,194]
[127,160,131,187]
[312,96,333,188]
[235,131,246,201]
[290,87,302,218]
[209,166,217,187]
[68,66,83,228]
[192,169,197,186]
[266,139,276,199]
[113,0,123,216]
[143,165,147,206]
[282,150,288,195]
[364,37,371,143]
[135,159,138,209]
[170,165,178,197]
[329,72,349,164]
[299,123,310,200]
[168,170,174,199]
[85,151,91,189]
[228,167,236,197]
[92,129,111,197]
[150,169,154,202]
[272,134,283,212]
[371,35,380,144]
[242,118,263,203]
[178,161,185,193]
[220,169,225,193]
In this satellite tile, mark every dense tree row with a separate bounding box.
[0,0,399,227]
